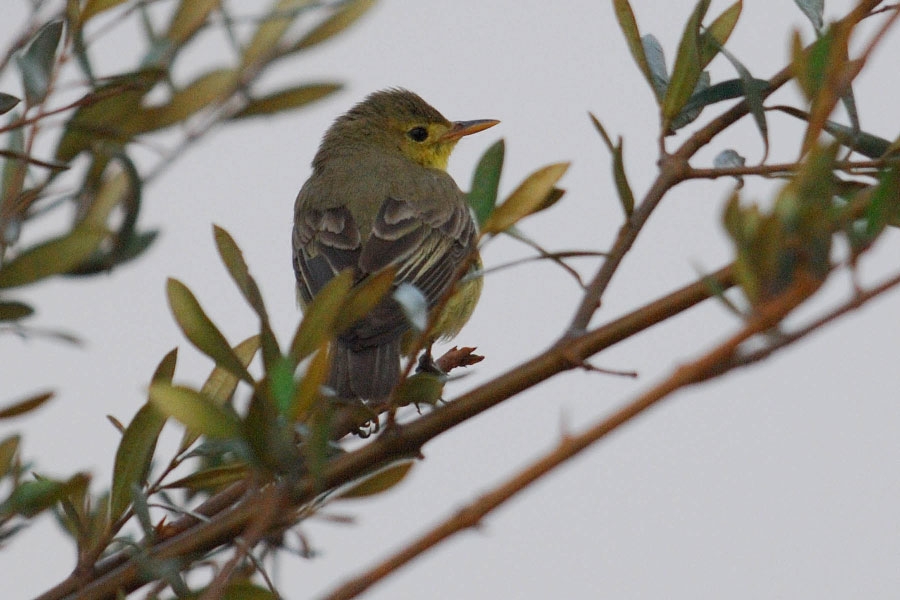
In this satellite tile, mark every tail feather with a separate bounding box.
[329,339,401,401]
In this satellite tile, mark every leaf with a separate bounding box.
[335,267,397,333]
[663,0,712,124]
[289,343,330,421]
[148,382,241,440]
[482,163,570,235]
[180,335,259,452]
[109,403,166,522]
[642,35,669,101]
[0,300,33,321]
[0,391,53,419]
[0,223,106,289]
[1,474,89,518]
[16,20,63,105]
[166,278,254,384]
[0,435,20,478]
[232,83,340,119]
[241,0,308,68]
[590,120,636,219]
[137,69,237,132]
[81,0,129,23]
[774,105,890,159]
[290,269,354,362]
[165,0,221,45]
[467,139,505,226]
[0,93,20,115]
[337,461,415,499]
[162,463,249,491]
[794,0,824,30]
[213,226,279,368]
[612,0,655,100]
[290,0,375,51]
[698,1,742,66]
[108,348,176,522]
[394,373,445,407]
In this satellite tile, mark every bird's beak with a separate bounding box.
[441,119,500,142]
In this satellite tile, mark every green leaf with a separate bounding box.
[109,403,166,522]
[0,93,20,115]
[17,20,63,106]
[1,473,89,518]
[589,117,635,219]
[612,0,655,100]
[337,461,414,499]
[0,223,106,288]
[80,0,129,23]
[774,105,890,159]
[180,335,260,452]
[289,343,330,421]
[394,373,445,407]
[290,0,375,52]
[467,139,505,226]
[0,300,33,321]
[335,267,396,333]
[166,278,254,384]
[0,391,53,420]
[241,0,308,68]
[698,1,742,66]
[137,69,237,133]
[232,83,341,119]
[663,0,712,124]
[149,382,241,440]
[162,463,249,491]
[290,269,354,362]
[482,162,570,235]
[212,226,279,368]
[108,348,176,522]
[165,0,221,45]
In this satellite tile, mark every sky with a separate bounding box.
[4,1,900,598]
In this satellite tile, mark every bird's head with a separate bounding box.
[324,88,498,171]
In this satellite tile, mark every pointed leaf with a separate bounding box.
[232,83,341,119]
[149,382,241,439]
[136,69,237,132]
[17,20,63,105]
[162,463,249,491]
[663,0,712,123]
[81,0,129,22]
[165,0,221,45]
[612,0,655,99]
[642,35,669,101]
[0,223,106,288]
[1,474,89,518]
[166,278,254,384]
[335,267,397,333]
[180,335,260,451]
[241,0,307,68]
[290,269,354,362]
[290,0,375,51]
[698,1,742,66]
[0,93,20,115]
[482,163,570,235]
[0,391,53,419]
[794,0,824,30]
[289,343,330,421]
[109,348,176,521]
[213,226,279,367]
[337,461,415,499]
[467,139,505,226]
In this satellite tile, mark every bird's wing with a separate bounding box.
[360,193,477,310]
[292,204,361,305]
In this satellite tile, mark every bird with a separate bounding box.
[292,88,498,401]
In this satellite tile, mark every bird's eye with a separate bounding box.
[406,126,429,142]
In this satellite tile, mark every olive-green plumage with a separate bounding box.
[292,89,497,400]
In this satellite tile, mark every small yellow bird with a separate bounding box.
[292,89,498,400]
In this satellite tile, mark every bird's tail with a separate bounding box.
[328,339,401,401]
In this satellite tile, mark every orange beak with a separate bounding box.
[440,119,500,142]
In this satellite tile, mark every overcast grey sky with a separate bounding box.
[4,1,900,598]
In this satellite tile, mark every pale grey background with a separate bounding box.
[3,1,900,598]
